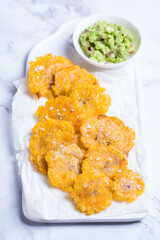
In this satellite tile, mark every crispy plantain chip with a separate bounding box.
[36,96,83,132]
[81,115,135,156]
[28,54,73,98]
[110,169,145,202]
[46,144,84,191]
[71,85,111,120]
[68,171,112,215]
[29,119,77,175]
[52,65,99,96]
[82,143,128,178]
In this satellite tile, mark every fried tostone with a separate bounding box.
[29,119,77,175]
[52,65,111,118]
[110,169,145,202]
[46,144,84,191]
[36,96,83,132]
[52,65,99,96]
[71,85,111,120]
[80,115,135,156]
[28,54,73,98]
[82,143,128,178]
[68,171,113,215]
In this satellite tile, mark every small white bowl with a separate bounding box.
[73,15,141,69]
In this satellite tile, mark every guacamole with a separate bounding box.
[79,21,135,64]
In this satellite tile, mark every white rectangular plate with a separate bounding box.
[12,18,149,223]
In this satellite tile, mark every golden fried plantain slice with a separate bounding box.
[110,169,145,202]
[52,65,99,96]
[80,115,135,156]
[36,96,83,132]
[71,85,111,120]
[82,143,128,178]
[28,54,73,98]
[68,171,113,215]
[46,144,84,191]
[29,119,77,175]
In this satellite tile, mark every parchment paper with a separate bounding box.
[12,63,149,221]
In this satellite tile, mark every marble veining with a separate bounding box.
[0,0,160,239]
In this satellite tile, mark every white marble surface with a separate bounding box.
[0,0,160,239]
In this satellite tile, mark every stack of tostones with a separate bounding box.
[28,54,145,215]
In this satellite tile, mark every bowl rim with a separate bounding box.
[73,14,141,68]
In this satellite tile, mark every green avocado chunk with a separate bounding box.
[79,20,135,64]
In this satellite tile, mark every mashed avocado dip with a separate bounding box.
[79,21,135,64]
